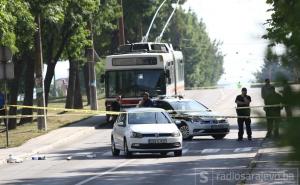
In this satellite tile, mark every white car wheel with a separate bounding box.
[111,137,120,156]
[124,139,132,157]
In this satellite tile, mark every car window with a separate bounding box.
[155,101,173,110]
[128,112,172,124]
[169,100,208,112]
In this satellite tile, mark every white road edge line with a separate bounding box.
[74,159,136,185]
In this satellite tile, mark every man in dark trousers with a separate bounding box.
[110,95,122,124]
[264,86,282,138]
[0,92,5,124]
[235,88,252,141]
[138,92,153,107]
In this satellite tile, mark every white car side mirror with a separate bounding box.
[117,122,125,127]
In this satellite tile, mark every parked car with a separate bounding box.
[153,97,230,140]
[111,108,183,157]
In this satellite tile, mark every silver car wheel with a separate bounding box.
[179,125,190,139]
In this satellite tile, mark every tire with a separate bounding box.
[212,134,226,140]
[179,124,192,140]
[111,137,120,156]
[160,152,168,156]
[124,139,132,157]
[174,150,182,157]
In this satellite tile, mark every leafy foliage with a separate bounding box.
[122,2,224,87]
[264,0,300,162]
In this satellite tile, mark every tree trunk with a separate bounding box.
[19,55,35,125]
[65,60,76,109]
[83,63,90,105]
[74,61,83,109]
[8,59,24,130]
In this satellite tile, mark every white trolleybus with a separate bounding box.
[103,0,184,121]
[104,42,184,113]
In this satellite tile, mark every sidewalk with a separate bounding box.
[0,115,105,166]
[244,139,299,185]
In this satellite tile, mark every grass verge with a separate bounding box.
[0,99,105,148]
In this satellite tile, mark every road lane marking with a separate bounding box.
[201,149,220,154]
[234,147,252,153]
[74,159,136,185]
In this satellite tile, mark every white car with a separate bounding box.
[111,108,183,157]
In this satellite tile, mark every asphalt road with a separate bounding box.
[0,88,267,185]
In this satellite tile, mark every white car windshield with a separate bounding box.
[128,112,172,124]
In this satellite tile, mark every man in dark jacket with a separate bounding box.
[261,78,274,103]
[138,92,153,107]
[109,95,122,123]
[235,88,252,141]
[0,92,5,124]
[264,87,282,138]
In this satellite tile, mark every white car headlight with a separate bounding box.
[131,132,143,138]
[171,131,181,137]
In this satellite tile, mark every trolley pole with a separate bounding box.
[118,0,125,45]
[0,45,13,147]
[87,20,98,110]
[4,66,8,147]
[34,14,47,131]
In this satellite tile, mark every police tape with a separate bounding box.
[0,113,288,119]
[0,104,292,120]
[8,105,121,115]
[0,113,102,119]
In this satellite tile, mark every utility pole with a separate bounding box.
[87,20,98,110]
[0,46,13,147]
[34,14,47,131]
[118,0,125,45]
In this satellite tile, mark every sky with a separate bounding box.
[183,0,272,85]
[52,0,272,85]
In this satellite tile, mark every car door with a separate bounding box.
[114,113,127,149]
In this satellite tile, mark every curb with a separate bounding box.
[236,138,266,185]
[0,116,106,166]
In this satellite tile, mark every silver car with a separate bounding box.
[154,97,230,140]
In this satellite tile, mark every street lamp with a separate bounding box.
[0,45,14,147]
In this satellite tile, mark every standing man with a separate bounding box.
[0,92,5,124]
[235,88,252,141]
[261,78,274,103]
[138,92,153,107]
[264,87,282,138]
[110,95,122,124]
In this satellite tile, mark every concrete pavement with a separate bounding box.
[0,115,105,166]
[244,140,298,185]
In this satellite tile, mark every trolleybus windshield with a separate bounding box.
[106,69,166,98]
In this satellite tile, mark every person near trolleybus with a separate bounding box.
[0,92,5,124]
[138,92,154,107]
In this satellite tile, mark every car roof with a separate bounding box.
[154,98,195,103]
[123,107,166,113]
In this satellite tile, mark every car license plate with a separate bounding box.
[148,139,167,144]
